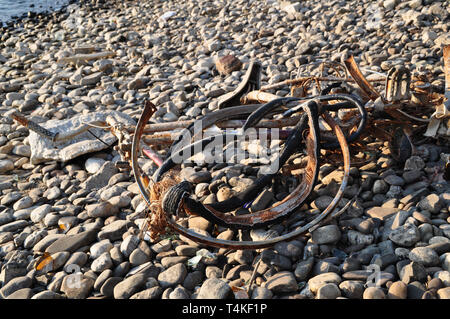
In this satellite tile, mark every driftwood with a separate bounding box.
[58,51,116,64]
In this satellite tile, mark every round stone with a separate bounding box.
[316,283,341,299]
[311,225,341,245]
[264,271,298,294]
[387,281,407,299]
[409,247,440,267]
[91,252,113,273]
[389,223,421,247]
[197,278,233,299]
[339,280,364,299]
[363,287,386,299]
[308,272,342,294]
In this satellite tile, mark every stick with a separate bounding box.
[58,51,116,64]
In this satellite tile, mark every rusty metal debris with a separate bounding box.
[10,48,449,250]
[218,61,262,109]
[129,50,447,249]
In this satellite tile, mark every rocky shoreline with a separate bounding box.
[0,0,449,299]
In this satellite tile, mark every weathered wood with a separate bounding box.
[58,51,116,64]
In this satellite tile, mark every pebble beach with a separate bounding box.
[0,0,449,300]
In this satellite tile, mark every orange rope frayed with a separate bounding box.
[142,171,181,241]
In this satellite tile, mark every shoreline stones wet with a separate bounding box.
[0,0,449,299]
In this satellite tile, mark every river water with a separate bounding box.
[0,0,70,23]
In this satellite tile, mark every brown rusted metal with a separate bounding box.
[343,54,381,101]
[130,97,351,249]
[444,44,450,113]
[21,48,443,250]
[385,66,411,103]
[131,100,158,190]
[218,61,262,108]
[183,113,319,228]
[160,110,350,249]
[11,111,58,141]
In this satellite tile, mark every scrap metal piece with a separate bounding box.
[444,44,450,114]
[218,61,261,108]
[424,44,450,137]
[385,66,411,102]
[166,111,349,249]
[131,96,350,249]
[388,127,413,163]
[343,54,381,101]
[175,102,320,229]
[10,112,58,142]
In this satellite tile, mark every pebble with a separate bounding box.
[250,189,274,212]
[97,220,134,241]
[90,239,113,259]
[311,225,341,245]
[86,202,119,218]
[347,230,374,246]
[120,235,140,258]
[274,241,303,259]
[409,247,440,266]
[407,281,426,299]
[437,287,450,299]
[434,271,450,287]
[12,196,33,211]
[389,223,421,247]
[251,286,273,299]
[169,286,190,299]
[101,277,123,298]
[0,160,14,174]
[363,287,386,299]
[91,252,113,273]
[6,288,34,299]
[387,281,407,299]
[129,248,150,267]
[113,273,147,299]
[404,156,425,171]
[418,194,442,214]
[93,269,113,291]
[294,257,314,281]
[45,229,97,254]
[265,271,298,294]
[157,263,188,289]
[183,271,203,290]
[316,283,341,299]
[175,245,198,257]
[0,276,32,298]
[113,261,130,277]
[401,262,427,284]
[130,287,163,299]
[30,204,52,223]
[60,275,94,299]
[365,207,399,221]
[308,272,342,294]
[339,280,364,299]
[196,278,233,299]
[85,158,106,174]
[31,291,65,299]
